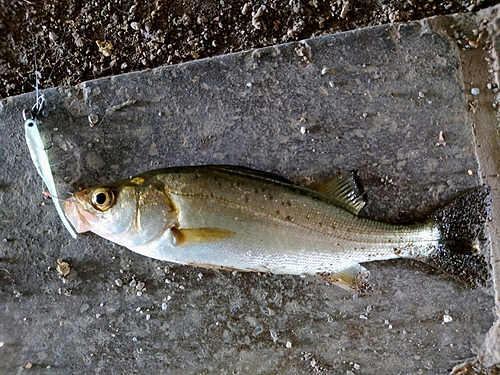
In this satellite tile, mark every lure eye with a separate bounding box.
[91,187,115,211]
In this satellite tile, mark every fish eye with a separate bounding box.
[91,187,115,211]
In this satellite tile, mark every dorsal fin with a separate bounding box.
[311,172,366,215]
[212,165,293,184]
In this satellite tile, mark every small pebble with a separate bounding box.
[241,2,250,15]
[49,31,58,42]
[443,314,453,323]
[56,259,70,278]
[270,329,278,342]
[88,113,99,127]
[471,87,480,95]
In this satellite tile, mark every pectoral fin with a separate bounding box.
[317,264,372,295]
[171,227,234,247]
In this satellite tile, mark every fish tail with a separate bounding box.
[424,185,491,287]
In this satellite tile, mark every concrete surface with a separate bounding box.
[1,6,499,375]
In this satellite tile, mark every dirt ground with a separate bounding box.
[0,0,497,100]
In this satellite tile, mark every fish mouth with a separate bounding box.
[63,196,93,233]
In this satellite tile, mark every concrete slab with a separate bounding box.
[1,6,499,375]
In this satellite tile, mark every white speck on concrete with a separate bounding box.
[443,314,453,323]
[270,329,278,342]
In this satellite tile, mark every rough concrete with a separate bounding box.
[466,5,500,369]
[1,6,499,375]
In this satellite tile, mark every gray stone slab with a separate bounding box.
[1,6,499,375]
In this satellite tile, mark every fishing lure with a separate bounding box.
[24,109,77,239]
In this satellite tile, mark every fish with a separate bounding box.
[63,165,490,293]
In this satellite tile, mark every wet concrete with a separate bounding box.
[1,6,499,375]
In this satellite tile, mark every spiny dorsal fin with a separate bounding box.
[212,165,293,184]
[311,172,366,215]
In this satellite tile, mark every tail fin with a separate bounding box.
[425,185,491,288]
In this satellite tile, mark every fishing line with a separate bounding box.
[43,191,70,202]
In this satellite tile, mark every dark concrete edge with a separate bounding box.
[478,5,500,369]
[442,4,500,370]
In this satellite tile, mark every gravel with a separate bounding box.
[0,0,496,99]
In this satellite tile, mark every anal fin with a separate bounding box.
[317,264,372,295]
[171,227,234,247]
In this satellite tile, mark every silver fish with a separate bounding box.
[64,165,490,292]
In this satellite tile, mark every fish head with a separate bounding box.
[64,177,177,248]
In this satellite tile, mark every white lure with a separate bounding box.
[25,116,77,239]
